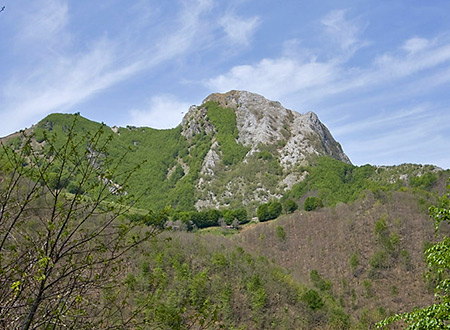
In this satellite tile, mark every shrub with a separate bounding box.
[350,252,359,271]
[257,201,282,222]
[301,289,324,310]
[276,226,286,241]
[369,250,389,269]
[374,217,388,238]
[391,285,398,296]
[257,150,273,160]
[246,275,267,312]
[363,279,373,298]
[329,308,351,329]
[310,269,332,291]
[283,199,298,214]
[304,196,323,211]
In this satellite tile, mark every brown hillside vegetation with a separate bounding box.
[234,189,450,326]
[117,231,354,330]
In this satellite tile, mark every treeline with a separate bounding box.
[128,207,250,231]
[168,198,301,229]
[130,199,302,231]
[285,157,445,207]
[172,208,248,230]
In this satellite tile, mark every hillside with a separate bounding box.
[117,180,450,328]
[235,187,450,326]
[120,231,351,329]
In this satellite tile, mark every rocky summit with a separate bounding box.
[181,90,350,209]
[184,90,350,167]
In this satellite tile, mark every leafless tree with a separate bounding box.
[0,116,159,329]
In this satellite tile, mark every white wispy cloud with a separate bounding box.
[1,36,143,136]
[402,37,431,54]
[207,57,337,100]
[0,0,218,136]
[320,9,367,56]
[128,94,191,129]
[205,9,450,168]
[332,100,450,167]
[16,0,69,49]
[206,10,364,99]
[373,40,450,79]
[332,105,429,136]
[152,0,214,60]
[299,36,450,107]
[219,13,260,46]
[344,116,447,164]
[207,23,450,107]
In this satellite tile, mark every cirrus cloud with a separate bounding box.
[219,13,260,46]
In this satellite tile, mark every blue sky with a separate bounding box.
[1,0,450,169]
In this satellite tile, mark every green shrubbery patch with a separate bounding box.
[257,201,282,221]
[204,101,249,166]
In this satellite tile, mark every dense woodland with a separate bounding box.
[1,113,450,329]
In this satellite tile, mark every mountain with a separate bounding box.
[3,90,352,213]
[182,90,350,210]
[3,90,447,215]
[183,90,350,166]
[3,90,446,216]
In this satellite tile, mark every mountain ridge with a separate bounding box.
[2,90,350,212]
[1,90,445,214]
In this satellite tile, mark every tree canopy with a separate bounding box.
[257,201,282,222]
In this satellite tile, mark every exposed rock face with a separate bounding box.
[200,140,221,176]
[204,91,290,148]
[180,90,351,210]
[196,90,350,167]
[181,105,215,139]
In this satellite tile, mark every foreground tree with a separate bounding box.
[0,116,158,329]
[377,180,450,329]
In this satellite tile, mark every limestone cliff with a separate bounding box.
[202,90,350,167]
[180,90,351,209]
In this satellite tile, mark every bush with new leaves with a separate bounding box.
[304,196,323,211]
[257,201,282,222]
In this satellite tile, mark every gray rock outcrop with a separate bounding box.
[180,90,351,209]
